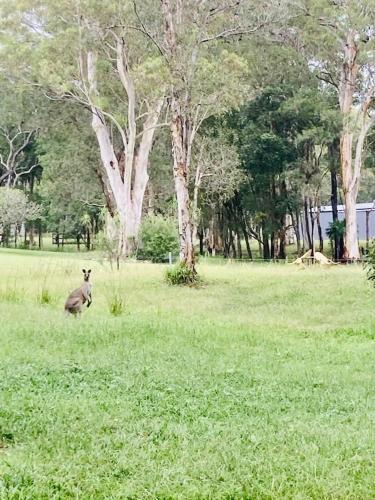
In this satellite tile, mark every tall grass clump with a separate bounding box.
[165,262,199,285]
[139,215,178,263]
[107,291,125,316]
[38,287,54,305]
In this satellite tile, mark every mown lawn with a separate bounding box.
[0,249,374,498]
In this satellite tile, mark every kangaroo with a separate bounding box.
[65,269,92,315]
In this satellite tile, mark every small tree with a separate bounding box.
[140,214,178,263]
[96,213,123,270]
[0,78,40,188]
[0,187,41,246]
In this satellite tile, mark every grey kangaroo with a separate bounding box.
[65,269,92,315]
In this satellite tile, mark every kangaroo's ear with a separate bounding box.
[82,269,86,273]
[88,269,91,273]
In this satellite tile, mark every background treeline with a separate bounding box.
[0,0,374,268]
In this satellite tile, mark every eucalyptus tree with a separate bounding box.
[0,79,40,188]
[230,86,299,259]
[298,0,375,259]
[190,135,246,253]
[2,0,166,254]
[134,0,292,273]
[191,135,244,246]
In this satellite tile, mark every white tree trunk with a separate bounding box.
[87,50,163,255]
[344,191,358,259]
[131,98,164,241]
[340,130,360,259]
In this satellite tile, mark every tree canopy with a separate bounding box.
[0,0,374,264]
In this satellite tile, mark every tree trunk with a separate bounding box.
[87,50,163,256]
[229,230,236,258]
[262,224,270,260]
[192,164,202,245]
[330,166,340,261]
[341,132,360,259]
[308,197,315,256]
[241,220,252,259]
[343,191,358,260]
[270,232,275,259]
[86,227,91,251]
[147,182,155,215]
[303,197,312,250]
[198,230,204,255]
[170,99,196,271]
[317,208,323,253]
[24,223,27,247]
[222,218,229,258]
[291,211,301,255]
[278,229,286,259]
[161,0,196,273]
[257,225,263,258]
[339,31,360,259]
[29,223,34,247]
[38,223,42,249]
[236,230,242,259]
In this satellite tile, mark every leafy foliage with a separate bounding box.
[326,219,345,240]
[365,240,375,285]
[0,187,41,226]
[165,262,199,286]
[139,215,178,263]
[38,288,54,305]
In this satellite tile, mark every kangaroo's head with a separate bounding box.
[82,269,91,282]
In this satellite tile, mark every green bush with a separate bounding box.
[365,240,375,284]
[140,215,178,263]
[326,219,345,240]
[165,262,199,285]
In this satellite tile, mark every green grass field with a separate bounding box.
[0,249,374,499]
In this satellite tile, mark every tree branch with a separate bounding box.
[12,163,39,187]
[135,121,168,139]
[200,24,264,43]
[132,1,165,57]
[316,71,339,90]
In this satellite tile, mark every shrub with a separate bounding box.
[0,187,41,228]
[365,240,375,285]
[165,262,199,285]
[140,215,178,263]
[326,219,345,259]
